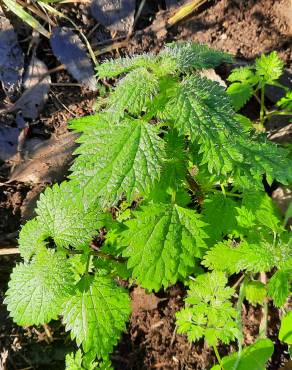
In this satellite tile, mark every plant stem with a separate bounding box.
[212,188,242,199]
[259,272,268,338]
[85,253,91,274]
[233,276,248,370]
[213,345,223,369]
[264,110,292,119]
[259,86,266,127]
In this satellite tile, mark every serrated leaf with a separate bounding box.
[5,249,74,326]
[255,51,284,84]
[202,194,238,245]
[211,339,274,370]
[121,202,207,291]
[277,91,292,111]
[70,114,165,205]
[202,239,278,274]
[36,182,102,249]
[18,218,48,261]
[149,129,189,204]
[162,42,233,72]
[176,271,238,346]
[108,67,159,116]
[62,275,131,359]
[97,54,157,78]
[244,281,266,306]
[164,75,243,174]
[227,82,253,111]
[240,192,282,232]
[227,66,258,85]
[279,311,292,345]
[65,350,84,370]
[268,269,291,307]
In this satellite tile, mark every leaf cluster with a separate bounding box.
[5,42,292,368]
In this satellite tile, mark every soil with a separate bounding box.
[0,0,291,369]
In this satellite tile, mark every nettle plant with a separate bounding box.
[5,43,292,369]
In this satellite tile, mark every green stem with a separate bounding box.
[171,190,176,204]
[85,253,91,274]
[260,86,265,127]
[233,276,248,370]
[258,272,268,339]
[67,248,125,262]
[213,345,223,370]
[212,188,242,199]
[264,110,292,119]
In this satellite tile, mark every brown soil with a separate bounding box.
[0,0,291,369]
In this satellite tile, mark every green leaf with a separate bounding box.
[36,182,102,249]
[65,350,85,370]
[70,114,165,205]
[202,194,238,245]
[277,91,292,111]
[162,42,233,72]
[268,269,291,307]
[244,281,266,306]
[149,129,189,204]
[279,311,292,345]
[164,75,243,174]
[108,67,159,116]
[18,218,47,261]
[121,203,207,291]
[211,339,274,370]
[62,275,131,359]
[5,249,74,326]
[227,66,258,85]
[255,51,284,84]
[176,271,238,346]
[238,192,282,233]
[226,82,253,111]
[202,238,283,274]
[96,54,155,78]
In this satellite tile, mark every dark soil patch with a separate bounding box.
[0,0,291,369]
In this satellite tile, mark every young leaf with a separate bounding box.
[244,281,266,306]
[65,350,85,370]
[108,67,159,116]
[18,218,48,261]
[255,51,284,84]
[162,42,233,72]
[70,114,165,205]
[121,203,207,291]
[279,311,292,345]
[226,82,253,111]
[268,269,291,307]
[202,194,238,245]
[96,54,156,78]
[276,90,292,111]
[62,275,131,359]
[164,75,243,174]
[5,249,74,326]
[36,182,102,249]
[176,271,238,346]
[203,239,278,274]
[227,66,258,85]
[211,338,274,370]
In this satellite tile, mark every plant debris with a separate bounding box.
[90,0,135,33]
[50,27,97,91]
[0,5,23,95]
